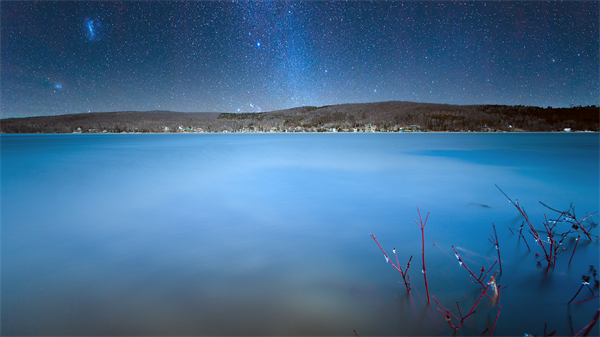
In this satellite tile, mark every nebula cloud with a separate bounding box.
[84,18,101,41]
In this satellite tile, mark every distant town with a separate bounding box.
[75,123,423,133]
[89,123,531,134]
[2,101,598,133]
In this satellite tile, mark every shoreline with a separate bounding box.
[1,130,596,135]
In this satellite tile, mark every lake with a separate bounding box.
[2,133,599,336]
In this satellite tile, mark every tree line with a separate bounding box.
[1,103,598,133]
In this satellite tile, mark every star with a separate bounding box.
[0,1,597,118]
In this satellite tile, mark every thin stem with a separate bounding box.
[481,261,498,286]
[432,281,491,332]
[369,233,411,292]
[369,234,402,273]
[492,223,502,274]
[468,280,492,316]
[518,222,531,251]
[540,201,597,241]
[401,256,413,291]
[491,306,501,336]
[586,284,596,297]
[451,245,494,300]
[432,296,459,321]
[496,185,551,265]
[415,207,430,303]
[456,301,463,318]
[569,234,581,266]
[573,295,600,305]
[568,284,584,304]
[543,214,556,265]
[582,308,600,337]
[573,308,600,337]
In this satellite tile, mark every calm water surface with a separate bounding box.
[2,133,599,335]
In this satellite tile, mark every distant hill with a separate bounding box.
[1,102,598,133]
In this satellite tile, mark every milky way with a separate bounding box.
[1,1,598,118]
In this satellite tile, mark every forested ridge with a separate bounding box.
[1,102,598,133]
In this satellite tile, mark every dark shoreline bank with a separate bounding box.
[2,101,598,134]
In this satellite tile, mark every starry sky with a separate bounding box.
[1,1,598,118]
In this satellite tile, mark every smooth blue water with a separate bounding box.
[2,133,599,335]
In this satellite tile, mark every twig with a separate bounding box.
[569,284,585,304]
[582,308,600,337]
[369,233,412,292]
[433,296,459,321]
[569,272,597,304]
[518,221,531,251]
[496,185,552,266]
[415,207,430,303]
[490,223,502,274]
[540,201,598,241]
[452,245,494,300]
[432,280,492,331]
[573,308,600,337]
[470,276,495,315]
[569,234,581,266]
[573,295,599,305]
[491,306,501,336]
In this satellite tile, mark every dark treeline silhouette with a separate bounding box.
[1,102,598,133]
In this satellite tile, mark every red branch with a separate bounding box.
[569,234,581,266]
[432,279,492,331]
[369,233,412,292]
[497,185,552,266]
[452,245,494,300]
[517,221,531,251]
[573,295,600,305]
[568,284,585,304]
[573,308,600,337]
[491,306,501,336]
[540,201,597,241]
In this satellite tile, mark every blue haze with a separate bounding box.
[1,133,599,335]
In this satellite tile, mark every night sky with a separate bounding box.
[1,1,598,118]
